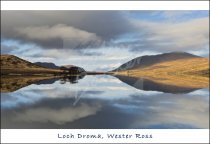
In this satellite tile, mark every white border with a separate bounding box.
[1,129,209,143]
[1,1,209,144]
[1,1,209,10]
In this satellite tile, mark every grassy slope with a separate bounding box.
[1,54,61,75]
[113,58,209,88]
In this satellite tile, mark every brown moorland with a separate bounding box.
[113,58,209,89]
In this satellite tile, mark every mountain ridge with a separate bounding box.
[1,54,87,75]
[113,52,200,71]
[0,54,61,75]
[34,62,60,69]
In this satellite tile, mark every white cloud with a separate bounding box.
[133,17,209,51]
[15,24,102,49]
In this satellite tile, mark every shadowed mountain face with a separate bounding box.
[34,62,60,69]
[114,75,198,94]
[113,52,200,71]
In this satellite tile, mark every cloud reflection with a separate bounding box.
[14,103,101,125]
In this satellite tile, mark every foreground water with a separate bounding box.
[1,75,209,129]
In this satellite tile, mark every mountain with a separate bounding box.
[34,62,60,69]
[0,54,60,75]
[113,52,200,71]
[113,55,209,89]
[112,52,209,89]
[1,54,41,69]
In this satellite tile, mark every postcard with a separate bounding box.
[1,1,209,144]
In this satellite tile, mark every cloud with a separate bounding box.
[1,11,135,49]
[161,11,194,19]
[1,11,209,70]
[15,24,102,49]
[130,17,209,52]
[153,18,208,49]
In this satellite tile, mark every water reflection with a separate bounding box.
[0,75,86,93]
[1,73,206,94]
[1,74,209,129]
[114,75,199,94]
[60,74,86,84]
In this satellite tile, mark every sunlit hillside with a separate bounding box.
[114,58,209,88]
[0,55,61,75]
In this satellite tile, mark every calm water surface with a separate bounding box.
[1,75,209,129]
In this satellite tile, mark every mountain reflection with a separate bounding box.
[114,75,199,94]
[60,74,86,84]
[1,73,208,94]
[0,75,86,93]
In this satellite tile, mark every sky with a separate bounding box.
[1,11,209,71]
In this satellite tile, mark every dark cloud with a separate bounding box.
[1,11,209,57]
[1,11,135,49]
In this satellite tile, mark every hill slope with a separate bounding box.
[0,55,61,75]
[113,52,200,71]
[114,57,209,88]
